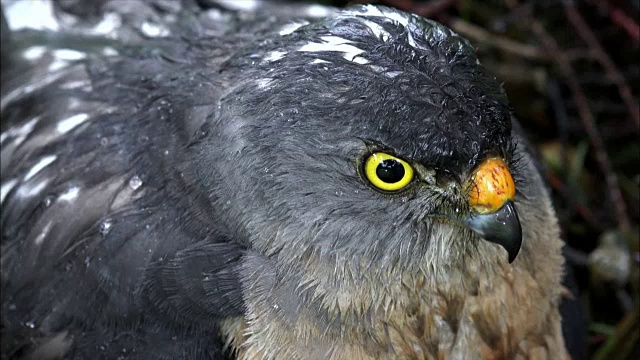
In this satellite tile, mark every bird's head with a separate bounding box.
[198,5,531,273]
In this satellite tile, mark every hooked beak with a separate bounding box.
[464,158,522,263]
[464,201,522,263]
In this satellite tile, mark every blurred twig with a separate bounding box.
[563,2,640,128]
[564,245,590,267]
[449,18,546,61]
[587,0,640,41]
[528,19,632,237]
[593,308,639,360]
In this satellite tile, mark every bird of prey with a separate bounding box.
[1,1,581,359]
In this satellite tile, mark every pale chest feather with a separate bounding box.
[220,266,569,360]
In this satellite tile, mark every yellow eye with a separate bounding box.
[364,152,414,192]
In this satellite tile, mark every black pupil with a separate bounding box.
[376,159,405,184]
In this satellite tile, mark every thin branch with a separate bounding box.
[449,18,547,61]
[563,3,640,128]
[609,8,640,41]
[563,246,590,267]
[587,0,640,41]
[529,19,632,236]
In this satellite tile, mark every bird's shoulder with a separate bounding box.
[0,2,269,359]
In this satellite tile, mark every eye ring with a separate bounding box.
[364,152,414,192]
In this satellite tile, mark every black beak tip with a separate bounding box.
[464,201,523,263]
[506,237,521,263]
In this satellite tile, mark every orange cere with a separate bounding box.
[467,158,516,214]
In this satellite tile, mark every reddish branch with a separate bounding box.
[529,20,632,236]
[609,8,640,41]
[588,0,640,41]
[563,3,640,128]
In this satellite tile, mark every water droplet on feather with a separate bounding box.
[129,176,142,190]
